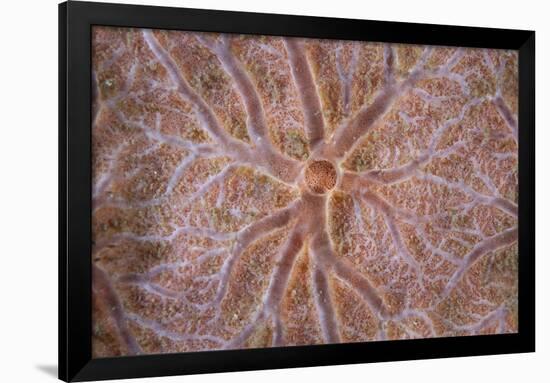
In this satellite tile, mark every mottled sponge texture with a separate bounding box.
[91,26,519,358]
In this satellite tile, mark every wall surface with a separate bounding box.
[0,0,546,381]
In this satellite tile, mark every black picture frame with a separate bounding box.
[59,1,535,381]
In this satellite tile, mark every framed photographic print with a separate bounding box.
[59,1,535,381]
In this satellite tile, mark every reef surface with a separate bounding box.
[91,27,519,357]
